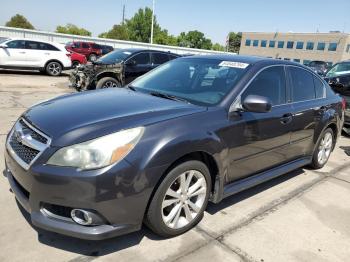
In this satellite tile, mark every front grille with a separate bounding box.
[7,118,50,169]
[19,119,48,144]
[12,175,30,199]
[9,135,40,164]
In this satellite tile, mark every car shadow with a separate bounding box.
[339,146,350,156]
[14,168,305,256]
[0,69,70,77]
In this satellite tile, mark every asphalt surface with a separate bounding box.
[0,69,350,262]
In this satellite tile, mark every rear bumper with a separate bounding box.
[4,148,151,240]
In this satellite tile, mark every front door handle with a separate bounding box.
[19,52,26,54]
[280,113,293,124]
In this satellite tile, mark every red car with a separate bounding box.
[66,41,102,62]
[69,52,87,68]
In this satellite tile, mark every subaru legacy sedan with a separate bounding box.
[4,55,344,240]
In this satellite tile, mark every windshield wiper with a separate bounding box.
[127,85,137,91]
[149,91,190,104]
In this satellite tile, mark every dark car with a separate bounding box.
[65,41,102,62]
[69,48,180,91]
[100,44,114,55]
[307,60,330,76]
[4,55,344,240]
[324,60,350,134]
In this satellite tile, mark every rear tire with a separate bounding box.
[88,53,97,62]
[96,77,121,89]
[46,61,62,76]
[145,160,211,237]
[310,128,335,169]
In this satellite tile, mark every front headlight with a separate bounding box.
[47,127,144,170]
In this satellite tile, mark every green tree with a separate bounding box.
[212,43,225,51]
[56,24,91,36]
[99,24,129,40]
[227,32,242,53]
[177,30,212,50]
[5,14,35,29]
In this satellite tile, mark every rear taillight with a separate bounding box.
[342,97,346,111]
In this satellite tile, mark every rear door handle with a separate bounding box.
[280,113,293,124]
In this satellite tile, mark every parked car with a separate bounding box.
[69,48,180,91]
[0,38,72,76]
[100,44,114,55]
[307,60,329,76]
[65,41,102,62]
[324,60,350,134]
[69,52,87,68]
[4,55,344,240]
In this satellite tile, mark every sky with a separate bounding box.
[0,0,349,45]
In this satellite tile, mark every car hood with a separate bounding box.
[24,89,206,146]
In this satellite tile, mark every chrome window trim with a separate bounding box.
[6,118,51,171]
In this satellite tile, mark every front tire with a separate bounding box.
[96,77,121,89]
[310,128,335,169]
[145,160,211,237]
[46,61,62,76]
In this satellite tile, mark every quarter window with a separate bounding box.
[287,41,294,49]
[296,42,304,49]
[328,43,337,51]
[269,40,276,48]
[289,67,315,102]
[278,41,284,48]
[303,60,311,66]
[82,43,89,49]
[317,42,325,51]
[6,40,25,49]
[241,66,286,106]
[313,75,325,99]
[306,42,314,50]
[245,39,251,46]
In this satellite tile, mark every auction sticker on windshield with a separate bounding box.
[219,61,249,69]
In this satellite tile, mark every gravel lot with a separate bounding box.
[1,70,350,262]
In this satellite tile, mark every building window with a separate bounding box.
[306,42,314,50]
[261,40,267,47]
[347,44,350,52]
[317,42,326,51]
[303,60,311,65]
[269,40,276,48]
[328,43,337,51]
[253,40,259,47]
[326,62,333,67]
[284,58,290,61]
[287,41,294,49]
[278,41,284,48]
[296,42,304,49]
[293,59,301,63]
[245,39,251,46]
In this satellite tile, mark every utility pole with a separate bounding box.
[122,4,125,24]
[150,0,155,44]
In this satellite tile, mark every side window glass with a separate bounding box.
[7,40,25,49]
[241,66,286,106]
[25,41,40,50]
[82,43,89,49]
[152,53,169,64]
[131,53,150,65]
[313,76,325,99]
[289,67,315,102]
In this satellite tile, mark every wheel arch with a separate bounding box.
[96,71,122,84]
[44,59,63,70]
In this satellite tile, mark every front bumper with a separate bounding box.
[4,149,151,240]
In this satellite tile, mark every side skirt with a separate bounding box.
[221,157,312,200]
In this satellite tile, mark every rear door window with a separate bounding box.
[152,53,169,64]
[241,66,287,106]
[288,67,315,102]
[131,53,151,65]
[82,43,89,49]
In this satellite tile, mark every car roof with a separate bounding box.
[120,48,180,55]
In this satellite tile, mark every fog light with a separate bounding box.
[71,209,93,226]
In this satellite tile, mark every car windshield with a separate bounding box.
[326,62,350,77]
[130,58,249,106]
[97,50,131,64]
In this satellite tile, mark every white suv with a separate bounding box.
[0,38,72,76]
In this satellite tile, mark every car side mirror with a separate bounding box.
[242,95,272,113]
[0,44,8,48]
[125,60,136,66]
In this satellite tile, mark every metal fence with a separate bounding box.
[0,26,233,55]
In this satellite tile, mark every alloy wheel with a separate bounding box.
[102,81,119,88]
[317,131,333,165]
[161,170,207,230]
[48,63,61,75]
